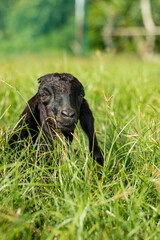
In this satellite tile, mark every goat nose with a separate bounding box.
[61,109,75,118]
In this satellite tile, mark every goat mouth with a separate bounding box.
[56,121,76,132]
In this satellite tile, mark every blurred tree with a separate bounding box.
[0,0,160,53]
[1,0,74,51]
[7,0,73,36]
[140,0,156,56]
[75,0,86,55]
[0,0,17,37]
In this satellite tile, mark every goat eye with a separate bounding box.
[41,92,48,97]
[40,91,50,101]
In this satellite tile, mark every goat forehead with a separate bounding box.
[40,81,83,94]
[54,80,81,94]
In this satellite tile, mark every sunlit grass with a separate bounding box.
[0,52,160,239]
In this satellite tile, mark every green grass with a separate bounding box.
[0,52,160,240]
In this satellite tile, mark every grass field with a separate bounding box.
[0,52,160,240]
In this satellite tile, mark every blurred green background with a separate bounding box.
[0,0,160,55]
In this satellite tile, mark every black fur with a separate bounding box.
[9,73,104,166]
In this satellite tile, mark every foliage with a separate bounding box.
[0,52,160,239]
[0,0,74,52]
[1,0,160,52]
[7,0,74,35]
[87,0,160,51]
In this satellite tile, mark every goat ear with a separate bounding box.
[79,99,104,166]
[9,93,39,147]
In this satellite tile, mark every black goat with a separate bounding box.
[9,73,104,166]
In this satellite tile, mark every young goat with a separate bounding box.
[9,73,104,166]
